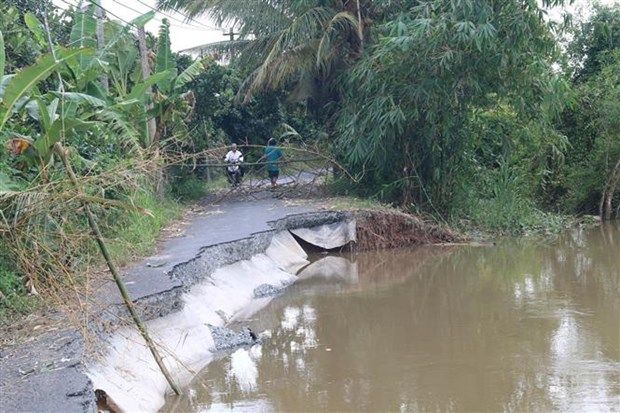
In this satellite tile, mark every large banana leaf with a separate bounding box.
[0,48,89,131]
[155,20,176,92]
[50,92,107,108]
[127,70,172,101]
[131,11,156,27]
[69,3,96,47]
[24,13,48,49]
[69,4,96,69]
[0,30,4,79]
[173,58,208,91]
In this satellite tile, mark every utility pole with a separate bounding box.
[224,28,239,41]
[94,0,109,91]
[138,26,157,146]
[223,28,240,61]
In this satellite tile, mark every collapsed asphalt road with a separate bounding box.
[0,192,345,412]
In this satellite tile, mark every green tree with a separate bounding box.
[568,3,620,82]
[558,51,620,219]
[159,0,372,110]
[335,0,569,210]
[557,4,620,219]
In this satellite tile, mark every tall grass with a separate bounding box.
[0,242,38,323]
[105,190,183,266]
[454,163,573,234]
[0,161,187,324]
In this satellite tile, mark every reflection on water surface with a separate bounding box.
[164,224,620,412]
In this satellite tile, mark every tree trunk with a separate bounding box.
[600,158,620,221]
[94,1,109,92]
[356,0,364,51]
[138,26,157,147]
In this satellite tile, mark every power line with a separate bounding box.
[106,0,166,27]
[57,0,137,29]
[58,0,221,36]
[105,0,144,17]
[134,0,220,31]
[57,0,225,56]
[107,0,220,32]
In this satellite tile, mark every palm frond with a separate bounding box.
[163,0,364,103]
[317,11,360,72]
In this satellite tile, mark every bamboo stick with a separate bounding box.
[55,143,182,396]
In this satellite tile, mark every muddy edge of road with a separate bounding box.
[0,206,460,413]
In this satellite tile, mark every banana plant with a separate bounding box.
[0,25,95,168]
[54,7,166,148]
[0,47,89,132]
[0,18,133,172]
[0,24,94,186]
[147,19,209,146]
[20,9,169,149]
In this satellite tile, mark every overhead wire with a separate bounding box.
[56,0,226,55]
[133,0,220,31]
[107,0,220,32]
[56,0,138,29]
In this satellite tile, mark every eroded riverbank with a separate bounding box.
[0,194,458,412]
[162,223,620,412]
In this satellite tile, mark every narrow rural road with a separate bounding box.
[0,190,328,412]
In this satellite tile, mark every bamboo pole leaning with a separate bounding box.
[54,143,182,395]
[40,9,181,395]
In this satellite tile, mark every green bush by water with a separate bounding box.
[453,163,573,235]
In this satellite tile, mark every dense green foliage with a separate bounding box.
[568,4,620,83]
[0,4,208,316]
[1,0,619,318]
[335,1,568,209]
[0,1,326,316]
[556,5,620,219]
[164,0,619,232]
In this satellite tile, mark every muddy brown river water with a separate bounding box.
[163,224,619,412]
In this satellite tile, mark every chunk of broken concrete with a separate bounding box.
[208,325,259,351]
[253,283,283,298]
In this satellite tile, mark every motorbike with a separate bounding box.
[226,160,243,187]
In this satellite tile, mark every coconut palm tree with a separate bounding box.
[158,0,373,106]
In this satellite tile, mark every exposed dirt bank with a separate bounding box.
[355,209,463,251]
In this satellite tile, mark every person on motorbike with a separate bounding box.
[224,143,244,187]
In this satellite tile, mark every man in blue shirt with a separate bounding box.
[264,138,283,187]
